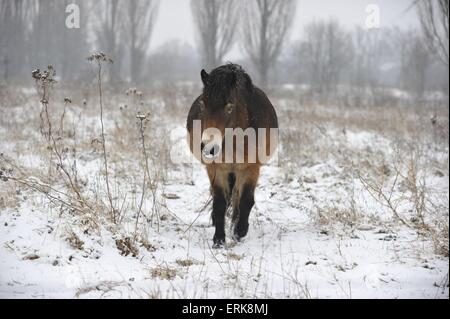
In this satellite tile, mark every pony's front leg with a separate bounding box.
[207,165,229,248]
[233,183,255,241]
[233,165,259,241]
[212,185,227,248]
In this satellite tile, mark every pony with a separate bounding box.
[187,63,278,248]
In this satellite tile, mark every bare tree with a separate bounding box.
[16,0,89,81]
[0,0,31,80]
[92,0,125,83]
[416,0,449,65]
[191,0,238,70]
[396,30,431,98]
[408,35,432,98]
[295,20,352,98]
[57,1,89,80]
[351,26,388,91]
[125,0,159,84]
[242,0,296,87]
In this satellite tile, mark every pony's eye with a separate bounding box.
[199,100,206,112]
[225,103,234,115]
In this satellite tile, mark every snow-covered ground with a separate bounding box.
[0,86,448,298]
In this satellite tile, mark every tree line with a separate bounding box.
[0,0,159,84]
[0,0,448,98]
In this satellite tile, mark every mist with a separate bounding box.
[0,0,448,95]
[0,0,448,300]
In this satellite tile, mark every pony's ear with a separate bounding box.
[201,69,209,85]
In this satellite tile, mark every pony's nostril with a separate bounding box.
[210,144,220,156]
[201,142,205,151]
[202,143,220,158]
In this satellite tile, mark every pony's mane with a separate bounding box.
[204,63,254,110]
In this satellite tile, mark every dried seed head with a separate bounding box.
[136,113,147,121]
[32,69,41,80]
[87,52,113,63]
[32,66,57,84]
[430,115,437,125]
[47,65,56,76]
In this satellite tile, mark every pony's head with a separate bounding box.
[199,64,254,158]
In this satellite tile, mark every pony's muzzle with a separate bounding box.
[201,142,221,159]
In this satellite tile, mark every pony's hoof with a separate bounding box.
[213,237,225,249]
[233,224,249,241]
[232,232,246,242]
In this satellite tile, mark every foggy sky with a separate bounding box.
[150,0,420,60]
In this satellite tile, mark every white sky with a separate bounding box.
[150,0,420,59]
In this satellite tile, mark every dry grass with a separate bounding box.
[0,64,448,264]
[275,87,449,256]
[116,237,139,257]
[0,63,172,258]
[151,265,179,280]
[66,229,85,250]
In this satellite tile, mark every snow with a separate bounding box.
[0,93,448,299]
[0,158,447,299]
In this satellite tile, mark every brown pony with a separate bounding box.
[187,64,278,248]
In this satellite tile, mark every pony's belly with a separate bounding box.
[206,162,259,172]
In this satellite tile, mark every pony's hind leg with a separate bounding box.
[228,172,236,200]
